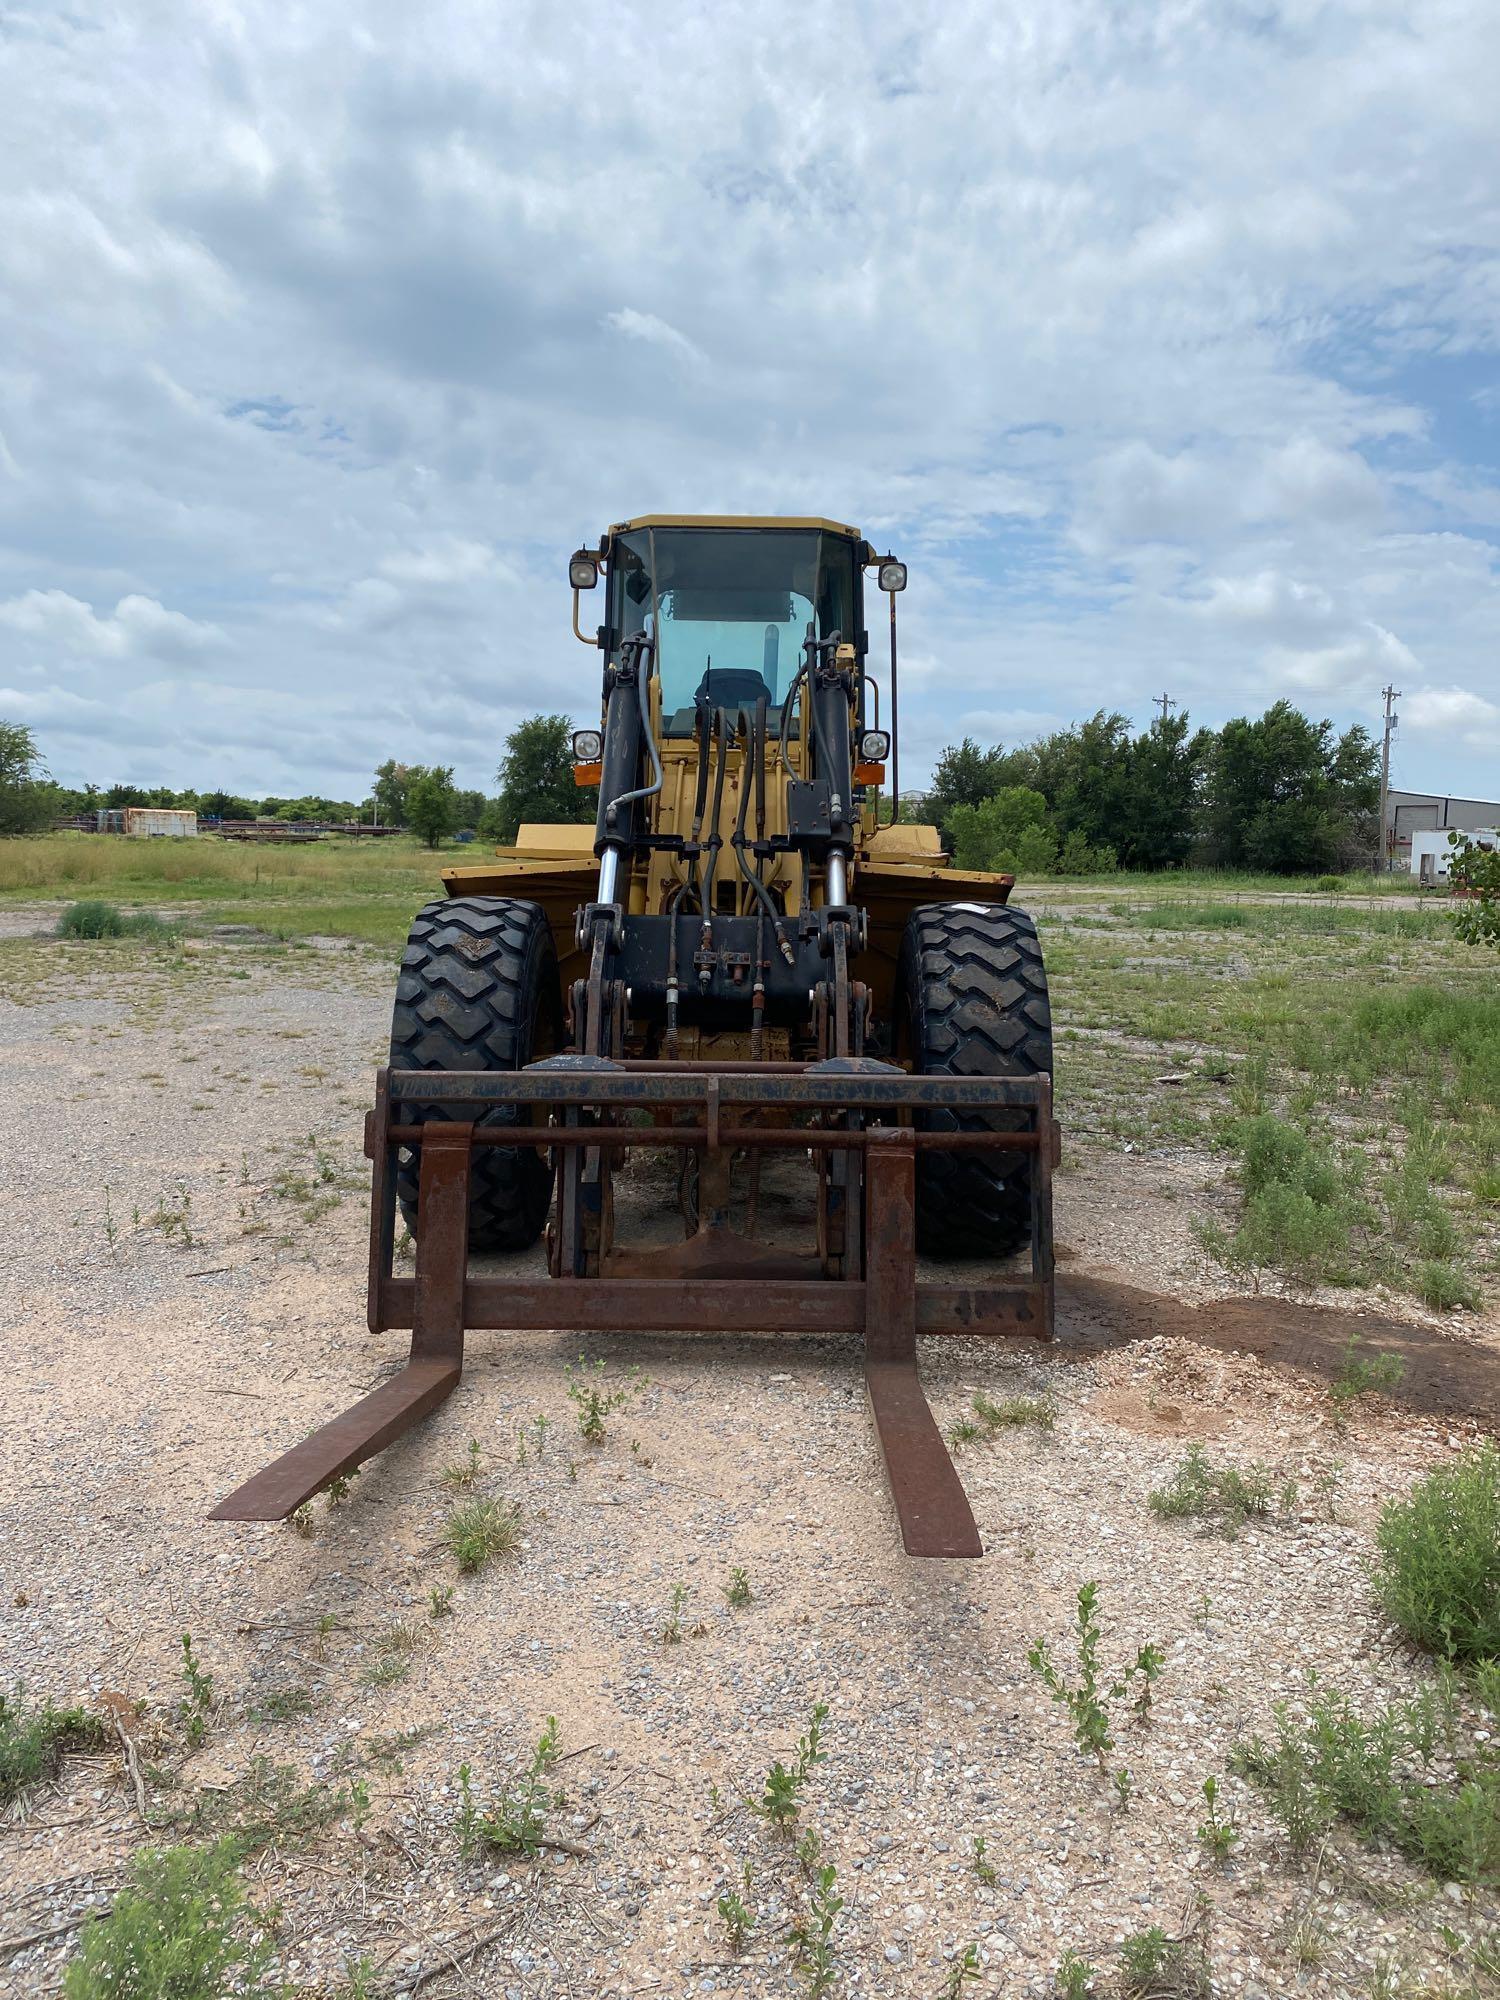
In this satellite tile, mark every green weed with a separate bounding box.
[1196,1774,1239,1863]
[1027,1583,1164,1786]
[0,1687,106,1804]
[725,1566,753,1608]
[788,1861,842,1998]
[1056,1946,1099,1997]
[940,1942,983,1996]
[468,1717,563,1855]
[758,1702,829,1832]
[1118,1918,1210,1999]
[1373,1446,1500,1661]
[179,1632,213,1747]
[565,1354,642,1445]
[717,1861,754,1949]
[62,1838,277,1999]
[1149,1445,1278,1537]
[445,1496,522,1572]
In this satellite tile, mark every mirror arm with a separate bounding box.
[573,589,598,646]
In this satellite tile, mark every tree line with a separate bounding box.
[0,715,596,850]
[3,701,1382,875]
[915,701,1381,876]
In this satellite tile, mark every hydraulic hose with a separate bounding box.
[733,699,794,960]
[602,641,664,832]
[699,709,730,918]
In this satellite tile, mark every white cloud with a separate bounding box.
[602,309,706,369]
[0,589,222,660]
[1404,685,1500,749]
[0,0,1495,796]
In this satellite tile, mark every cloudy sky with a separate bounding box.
[1,0,1498,803]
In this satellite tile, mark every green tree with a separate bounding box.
[489,714,596,843]
[406,765,459,848]
[1116,714,1211,869]
[1203,702,1378,873]
[0,721,57,834]
[947,786,1056,872]
[372,759,412,827]
[922,738,1035,844]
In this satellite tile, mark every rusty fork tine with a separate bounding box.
[863,1128,983,1559]
[210,1121,473,1521]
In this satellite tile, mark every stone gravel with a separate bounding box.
[0,931,1494,1998]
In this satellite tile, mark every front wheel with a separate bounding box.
[898,902,1053,1258]
[389,897,562,1252]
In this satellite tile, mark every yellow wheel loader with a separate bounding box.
[216,516,1057,1555]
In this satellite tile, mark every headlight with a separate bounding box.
[569,554,599,590]
[877,560,907,593]
[860,730,890,762]
[572,729,603,762]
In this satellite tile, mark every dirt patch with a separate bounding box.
[1060,1273,1500,1429]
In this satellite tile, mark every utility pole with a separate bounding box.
[1154,692,1175,724]
[1377,684,1401,873]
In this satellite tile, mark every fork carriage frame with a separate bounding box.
[213,1061,1056,1557]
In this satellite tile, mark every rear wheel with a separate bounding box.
[898,903,1053,1258]
[389,897,562,1252]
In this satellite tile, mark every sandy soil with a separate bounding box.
[1,933,1496,1999]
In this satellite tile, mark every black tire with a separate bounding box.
[898,903,1053,1258]
[390,898,562,1252]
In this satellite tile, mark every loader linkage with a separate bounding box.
[213,1061,1057,1557]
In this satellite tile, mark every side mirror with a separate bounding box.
[569,554,599,590]
[877,560,907,593]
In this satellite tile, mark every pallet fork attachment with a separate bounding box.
[212,1064,1056,1557]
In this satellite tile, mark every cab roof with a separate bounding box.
[609,514,865,541]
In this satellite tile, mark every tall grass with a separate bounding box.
[0,832,445,901]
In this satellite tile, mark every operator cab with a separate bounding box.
[601,519,867,736]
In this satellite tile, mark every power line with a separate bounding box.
[1154,692,1175,723]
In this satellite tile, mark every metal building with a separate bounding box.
[1386,788,1500,870]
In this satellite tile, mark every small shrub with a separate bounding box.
[1232,1680,1500,1881]
[1149,1445,1276,1538]
[1118,1920,1210,1999]
[58,900,125,939]
[1056,1947,1098,1998]
[1418,1260,1482,1313]
[724,1566,753,1608]
[1210,1112,1367,1284]
[471,1717,562,1854]
[446,1496,522,1573]
[63,1838,278,1999]
[0,1688,105,1804]
[1331,1331,1406,1406]
[1373,1446,1500,1661]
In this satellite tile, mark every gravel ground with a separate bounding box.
[1,931,1496,1999]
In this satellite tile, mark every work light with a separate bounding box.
[572,729,603,763]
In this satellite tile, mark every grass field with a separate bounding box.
[8,831,1495,1312]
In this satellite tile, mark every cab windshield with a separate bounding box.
[610,527,858,735]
